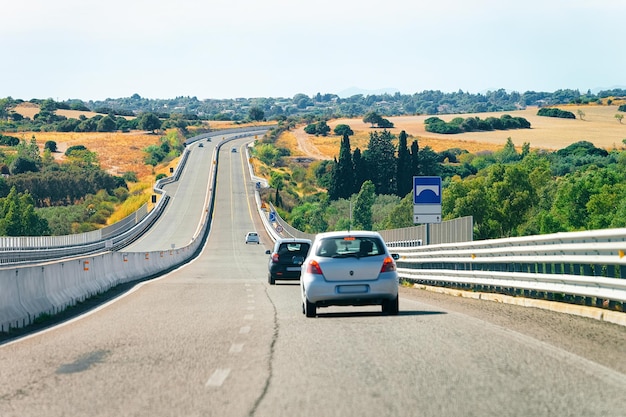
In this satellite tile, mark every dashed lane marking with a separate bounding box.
[206,368,231,387]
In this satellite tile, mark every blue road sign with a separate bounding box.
[269,211,276,222]
[413,176,442,205]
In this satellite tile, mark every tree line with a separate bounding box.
[537,107,576,119]
[4,89,625,127]
[424,114,531,134]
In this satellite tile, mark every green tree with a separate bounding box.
[488,164,538,237]
[417,146,441,177]
[352,148,367,191]
[97,115,117,132]
[329,134,355,200]
[138,112,162,133]
[396,130,412,197]
[495,137,520,163]
[353,180,375,230]
[10,156,39,174]
[410,140,420,177]
[290,202,327,233]
[363,130,396,195]
[269,171,284,190]
[381,193,414,229]
[248,106,265,122]
[363,111,383,127]
[443,175,498,239]
[39,98,57,112]
[0,187,50,236]
[333,124,354,137]
[44,140,57,152]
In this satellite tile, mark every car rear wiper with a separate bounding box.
[333,253,360,258]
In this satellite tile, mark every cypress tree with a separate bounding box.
[364,130,396,195]
[352,147,367,192]
[332,133,355,200]
[410,139,420,177]
[396,130,412,197]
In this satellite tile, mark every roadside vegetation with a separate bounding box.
[1,90,625,239]
[253,119,626,240]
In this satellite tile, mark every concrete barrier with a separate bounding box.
[0,129,252,333]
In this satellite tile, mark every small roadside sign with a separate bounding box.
[413,176,442,205]
[413,176,442,224]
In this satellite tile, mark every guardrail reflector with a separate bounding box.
[83,261,90,271]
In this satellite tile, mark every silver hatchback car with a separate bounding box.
[300,231,400,317]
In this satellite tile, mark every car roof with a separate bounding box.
[313,230,383,240]
[275,238,312,244]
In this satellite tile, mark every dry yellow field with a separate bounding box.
[8,131,166,179]
[330,105,626,153]
[11,102,104,120]
[6,104,272,179]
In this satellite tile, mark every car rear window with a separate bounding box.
[316,237,385,258]
[278,242,309,256]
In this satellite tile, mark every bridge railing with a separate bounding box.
[392,229,626,310]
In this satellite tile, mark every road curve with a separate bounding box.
[0,137,625,417]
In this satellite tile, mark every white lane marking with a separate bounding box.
[244,314,254,320]
[240,326,251,334]
[229,343,244,353]
[206,368,231,387]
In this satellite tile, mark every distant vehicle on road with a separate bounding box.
[265,238,312,285]
[245,232,259,244]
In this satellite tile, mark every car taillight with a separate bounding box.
[271,253,279,263]
[380,256,396,272]
[306,260,323,275]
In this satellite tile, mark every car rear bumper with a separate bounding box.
[301,273,398,305]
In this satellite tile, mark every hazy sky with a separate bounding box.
[3,0,624,101]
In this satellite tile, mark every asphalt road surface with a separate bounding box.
[1,137,625,417]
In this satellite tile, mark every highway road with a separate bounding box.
[0,136,625,416]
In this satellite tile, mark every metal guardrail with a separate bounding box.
[392,229,626,308]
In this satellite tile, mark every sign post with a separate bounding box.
[413,176,442,244]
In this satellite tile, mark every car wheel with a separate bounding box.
[382,295,399,315]
[268,274,275,285]
[304,298,316,318]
